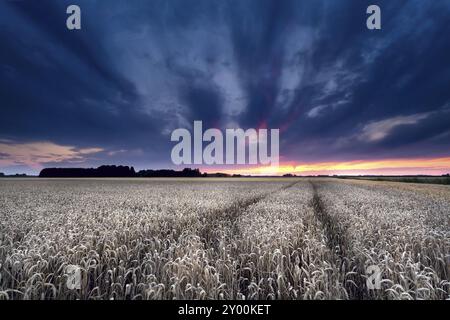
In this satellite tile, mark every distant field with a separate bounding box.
[0,178,449,300]
[339,176,450,185]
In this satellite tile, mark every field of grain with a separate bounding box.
[339,176,450,185]
[0,178,449,300]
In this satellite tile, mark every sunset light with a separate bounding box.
[202,157,450,176]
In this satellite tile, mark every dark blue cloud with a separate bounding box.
[0,0,450,172]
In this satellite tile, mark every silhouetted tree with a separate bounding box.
[137,168,203,178]
[39,165,136,177]
[39,166,208,178]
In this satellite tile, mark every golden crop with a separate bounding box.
[0,178,448,300]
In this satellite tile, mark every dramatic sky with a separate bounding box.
[1,0,450,175]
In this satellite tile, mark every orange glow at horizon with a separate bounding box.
[201,157,450,176]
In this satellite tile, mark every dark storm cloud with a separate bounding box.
[272,0,450,161]
[0,0,164,149]
[0,0,450,172]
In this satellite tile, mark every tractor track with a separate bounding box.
[198,180,299,297]
[309,181,368,299]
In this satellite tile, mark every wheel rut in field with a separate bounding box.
[199,193,266,251]
[198,181,299,297]
[199,181,299,251]
[309,181,367,299]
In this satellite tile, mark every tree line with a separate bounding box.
[38,166,211,178]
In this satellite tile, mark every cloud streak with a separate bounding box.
[359,113,430,142]
[0,141,103,168]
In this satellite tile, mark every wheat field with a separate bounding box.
[0,178,448,300]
